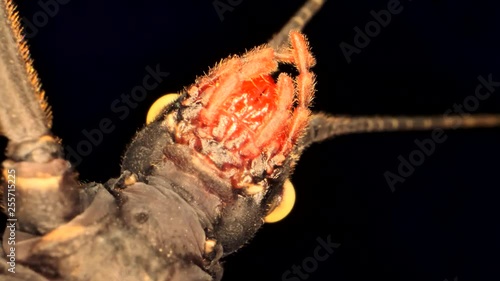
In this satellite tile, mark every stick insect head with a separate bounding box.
[122,31,316,254]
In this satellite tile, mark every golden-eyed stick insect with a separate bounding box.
[1,0,499,280]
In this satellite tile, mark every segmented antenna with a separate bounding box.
[0,0,52,141]
[303,113,500,145]
[268,0,500,147]
[268,0,325,49]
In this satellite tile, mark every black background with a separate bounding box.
[9,0,500,280]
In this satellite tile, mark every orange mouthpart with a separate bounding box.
[173,31,315,188]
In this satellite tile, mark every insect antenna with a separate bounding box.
[303,113,500,146]
[267,0,326,49]
[265,0,500,151]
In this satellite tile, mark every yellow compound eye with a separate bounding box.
[264,179,296,223]
[146,93,180,124]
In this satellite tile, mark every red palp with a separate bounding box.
[175,31,316,188]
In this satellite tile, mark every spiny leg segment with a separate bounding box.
[0,0,52,143]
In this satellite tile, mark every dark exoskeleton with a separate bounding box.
[2,1,500,281]
[0,1,328,280]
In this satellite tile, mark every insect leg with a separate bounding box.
[0,0,82,235]
[0,0,51,143]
